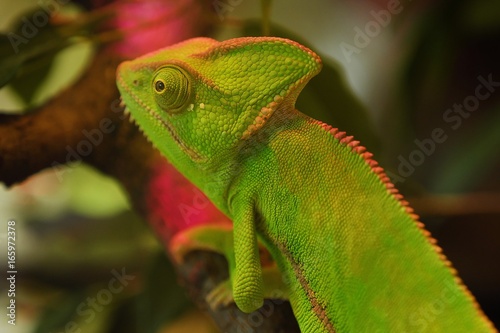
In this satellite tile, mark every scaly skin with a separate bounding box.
[116,37,496,332]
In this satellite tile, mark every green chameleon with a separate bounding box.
[116,37,496,332]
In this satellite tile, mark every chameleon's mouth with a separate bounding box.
[117,75,203,162]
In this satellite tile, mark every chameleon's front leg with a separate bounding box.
[170,222,288,312]
[231,201,265,313]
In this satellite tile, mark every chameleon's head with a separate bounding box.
[117,37,321,166]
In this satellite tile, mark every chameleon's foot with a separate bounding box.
[206,279,234,310]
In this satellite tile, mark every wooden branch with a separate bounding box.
[0,53,124,186]
[409,192,500,217]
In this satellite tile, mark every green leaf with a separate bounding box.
[65,164,130,218]
[33,290,87,333]
[135,252,192,333]
[242,20,380,153]
[0,9,70,104]
[0,34,24,87]
[7,50,57,105]
[0,6,112,106]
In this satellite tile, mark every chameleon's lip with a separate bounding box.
[116,71,204,162]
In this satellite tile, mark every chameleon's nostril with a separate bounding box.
[133,79,139,85]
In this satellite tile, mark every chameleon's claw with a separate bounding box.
[206,279,234,310]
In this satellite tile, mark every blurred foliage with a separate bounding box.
[134,253,192,333]
[431,106,500,193]
[33,253,193,333]
[385,0,500,195]
[459,0,500,32]
[65,165,130,218]
[0,3,109,108]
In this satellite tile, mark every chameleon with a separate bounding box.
[116,37,497,332]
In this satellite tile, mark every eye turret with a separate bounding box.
[153,66,192,113]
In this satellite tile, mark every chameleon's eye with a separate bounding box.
[155,80,165,92]
[152,66,192,113]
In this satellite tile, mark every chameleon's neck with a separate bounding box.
[192,105,307,214]
[187,150,240,216]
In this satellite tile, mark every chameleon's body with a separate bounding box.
[116,37,496,332]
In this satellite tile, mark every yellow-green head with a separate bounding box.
[116,37,321,168]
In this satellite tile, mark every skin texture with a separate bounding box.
[116,37,497,332]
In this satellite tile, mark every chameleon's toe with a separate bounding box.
[206,279,234,310]
[233,280,264,313]
[233,292,264,313]
[235,297,264,313]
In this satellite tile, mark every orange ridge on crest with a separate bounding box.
[313,119,496,329]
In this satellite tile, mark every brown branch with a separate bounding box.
[0,53,123,186]
[408,192,500,217]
